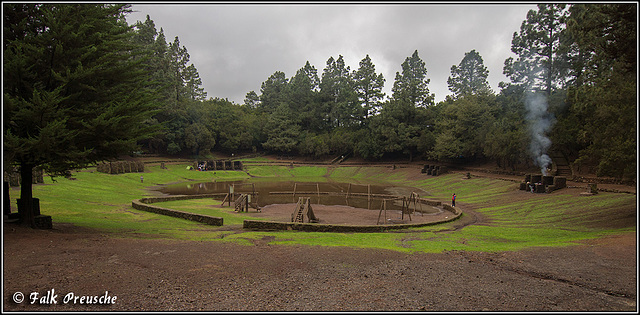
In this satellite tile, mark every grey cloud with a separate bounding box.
[126,3,536,104]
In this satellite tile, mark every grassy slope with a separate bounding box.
[11,163,635,253]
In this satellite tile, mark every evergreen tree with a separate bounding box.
[288,61,321,130]
[503,4,570,94]
[211,98,258,154]
[319,55,360,128]
[3,4,158,226]
[563,3,636,179]
[262,103,300,154]
[483,93,528,170]
[391,50,434,108]
[432,95,496,161]
[259,71,289,114]
[129,16,207,155]
[167,36,207,102]
[447,49,492,98]
[243,90,260,108]
[353,55,385,120]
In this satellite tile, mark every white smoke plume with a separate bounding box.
[525,92,554,176]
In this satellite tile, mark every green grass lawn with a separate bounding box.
[9,163,635,253]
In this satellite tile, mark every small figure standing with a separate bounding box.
[140,175,144,183]
[529,182,534,193]
[452,193,456,207]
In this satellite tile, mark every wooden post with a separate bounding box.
[367,184,371,210]
[407,196,412,222]
[317,183,320,204]
[377,199,388,225]
[384,200,387,222]
[293,183,297,203]
[221,193,229,206]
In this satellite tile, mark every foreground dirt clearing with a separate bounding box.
[3,223,636,312]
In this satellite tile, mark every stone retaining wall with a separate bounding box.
[97,161,145,174]
[132,193,462,232]
[243,212,461,232]
[132,195,225,226]
[243,200,462,233]
[4,168,44,187]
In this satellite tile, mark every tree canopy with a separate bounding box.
[3,4,159,225]
[127,3,632,182]
[447,49,492,98]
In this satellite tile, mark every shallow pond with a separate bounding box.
[157,179,432,212]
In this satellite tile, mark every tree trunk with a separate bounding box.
[3,181,10,215]
[19,163,36,228]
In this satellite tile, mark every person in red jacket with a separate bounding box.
[452,193,456,207]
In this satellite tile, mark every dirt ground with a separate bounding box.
[2,165,637,312]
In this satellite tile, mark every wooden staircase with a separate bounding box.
[550,152,572,177]
[234,194,249,212]
[330,152,350,164]
[291,197,318,223]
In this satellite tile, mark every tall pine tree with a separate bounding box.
[447,49,492,98]
[503,4,570,94]
[391,50,434,108]
[353,54,385,121]
[3,4,158,227]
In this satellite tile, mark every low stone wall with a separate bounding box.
[132,193,462,232]
[442,204,461,215]
[139,193,227,204]
[97,161,145,174]
[132,194,225,226]
[243,201,462,233]
[4,167,44,187]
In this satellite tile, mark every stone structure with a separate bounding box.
[4,167,44,187]
[520,174,567,193]
[421,165,447,176]
[244,203,461,233]
[194,160,243,171]
[96,161,144,174]
[132,195,224,226]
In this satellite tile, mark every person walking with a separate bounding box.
[451,193,456,207]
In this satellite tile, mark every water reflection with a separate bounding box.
[157,179,430,211]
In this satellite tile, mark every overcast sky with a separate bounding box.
[125,2,538,105]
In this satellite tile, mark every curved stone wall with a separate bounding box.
[132,194,226,226]
[131,193,463,232]
[243,203,462,233]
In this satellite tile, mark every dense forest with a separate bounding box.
[126,4,635,180]
[4,3,637,184]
